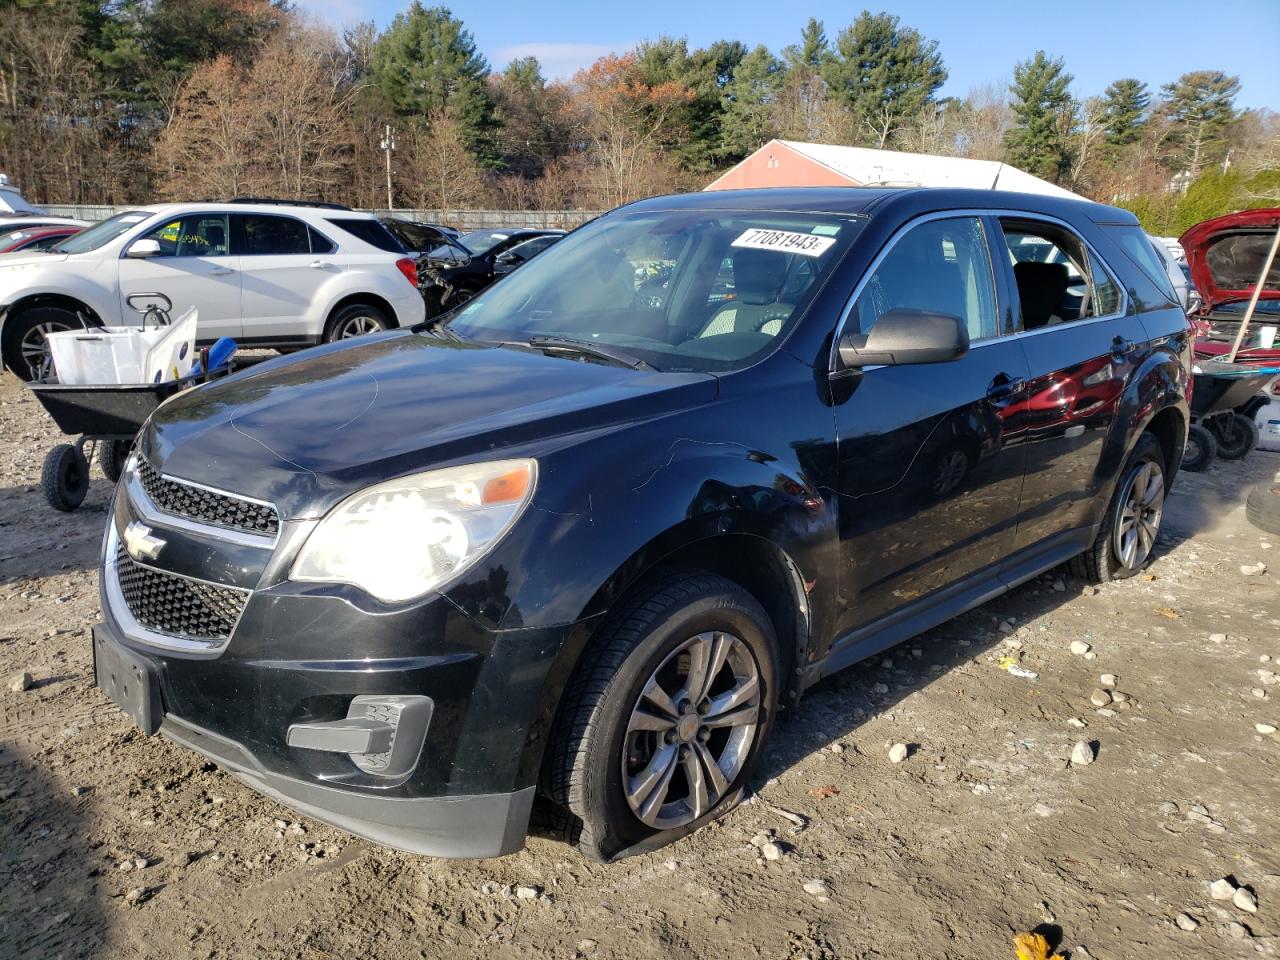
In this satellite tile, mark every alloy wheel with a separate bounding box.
[621,630,761,830]
[1113,459,1164,569]
[338,315,383,339]
[21,321,71,380]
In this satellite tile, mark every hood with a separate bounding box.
[143,330,717,518]
[0,251,67,271]
[1181,209,1280,310]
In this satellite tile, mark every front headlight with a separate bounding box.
[290,459,537,603]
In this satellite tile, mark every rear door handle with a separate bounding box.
[310,260,333,270]
[986,374,1025,401]
[208,266,234,276]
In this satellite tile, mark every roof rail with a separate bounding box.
[223,197,352,211]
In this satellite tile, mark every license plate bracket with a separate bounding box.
[93,625,163,735]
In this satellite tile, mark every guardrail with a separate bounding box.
[42,205,603,230]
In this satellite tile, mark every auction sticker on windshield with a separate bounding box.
[731,228,836,258]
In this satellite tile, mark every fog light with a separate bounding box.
[287,695,433,779]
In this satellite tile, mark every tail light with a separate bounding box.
[395,257,419,287]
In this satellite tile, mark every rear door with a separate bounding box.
[994,214,1140,555]
[117,212,241,342]
[831,214,1030,637]
[234,213,337,342]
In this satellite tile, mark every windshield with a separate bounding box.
[55,210,152,254]
[459,230,514,256]
[444,210,864,372]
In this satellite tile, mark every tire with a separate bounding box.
[324,303,390,343]
[1071,433,1167,583]
[1181,423,1217,472]
[41,443,89,511]
[3,306,83,381]
[1212,412,1260,461]
[546,572,780,862]
[98,439,130,484]
[1246,482,1280,536]
[444,286,481,310]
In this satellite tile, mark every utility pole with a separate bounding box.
[380,125,396,210]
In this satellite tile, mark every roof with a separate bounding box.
[627,186,1130,225]
[707,140,1083,201]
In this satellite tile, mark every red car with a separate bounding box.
[1182,209,1280,374]
[0,224,82,254]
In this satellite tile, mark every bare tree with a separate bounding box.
[1067,96,1108,190]
[402,112,488,210]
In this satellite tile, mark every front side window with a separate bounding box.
[142,214,229,257]
[445,210,864,372]
[240,214,310,256]
[1001,219,1120,328]
[853,216,999,343]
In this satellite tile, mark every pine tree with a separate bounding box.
[1160,70,1240,175]
[822,11,947,148]
[1102,78,1149,147]
[370,3,495,160]
[719,45,783,160]
[1004,51,1074,182]
[777,18,829,141]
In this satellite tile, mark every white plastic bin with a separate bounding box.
[45,307,197,385]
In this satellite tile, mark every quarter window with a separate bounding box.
[1001,220,1120,328]
[853,216,1000,342]
[142,214,229,257]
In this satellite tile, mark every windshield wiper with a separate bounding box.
[524,335,655,370]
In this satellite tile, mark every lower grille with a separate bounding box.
[114,546,248,641]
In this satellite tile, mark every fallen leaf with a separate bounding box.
[1013,931,1064,960]
[1140,574,1157,582]
[808,785,839,800]
[1153,607,1180,620]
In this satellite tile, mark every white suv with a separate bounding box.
[0,200,426,380]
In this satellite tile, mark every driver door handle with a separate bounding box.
[986,373,1025,401]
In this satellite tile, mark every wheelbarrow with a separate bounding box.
[1182,359,1280,471]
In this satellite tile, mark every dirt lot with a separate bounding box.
[2,372,1279,960]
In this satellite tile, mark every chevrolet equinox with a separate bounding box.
[93,188,1191,861]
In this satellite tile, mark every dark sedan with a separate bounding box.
[93,187,1189,862]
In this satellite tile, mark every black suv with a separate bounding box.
[93,188,1190,861]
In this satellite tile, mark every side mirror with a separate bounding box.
[496,251,522,265]
[837,308,969,368]
[127,238,162,259]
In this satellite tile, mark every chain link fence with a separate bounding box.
[42,205,603,230]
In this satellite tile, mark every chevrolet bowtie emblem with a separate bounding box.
[123,520,166,562]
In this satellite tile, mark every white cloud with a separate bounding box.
[491,42,631,81]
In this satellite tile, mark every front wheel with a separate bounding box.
[41,443,89,511]
[546,572,779,861]
[1072,433,1167,583]
[3,306,82,381]
[1212,412,1260,461]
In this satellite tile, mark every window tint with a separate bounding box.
[309,226,336,255]
[854,216,999,342]
[1001,220,1115,328]
[326,217,404,253]
[240,215,310,255]
[1103,224,1178,303]
[143,214,229,257]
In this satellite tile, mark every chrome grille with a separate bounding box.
[114,546,248,641]
[135,457,278,537]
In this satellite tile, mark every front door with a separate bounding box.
[994,216,1138,552]
[832,215,1030,639]
[118,212,241,342]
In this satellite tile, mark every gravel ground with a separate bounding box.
[2,372,1279,960]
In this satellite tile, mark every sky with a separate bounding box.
[295,0,1280,110]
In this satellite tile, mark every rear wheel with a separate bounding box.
[324,304,390,342]
[546,572,779,861]
[1212,412,1260,460]
[1072,434,1167,583]
[98,439,130,484]
[3,306,82,381]
[1181,423,1217,472]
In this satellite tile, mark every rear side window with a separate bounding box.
[1103,224,1178,303]
[853,216,1000,342]
[326,217,404,253]
[240,214,310,255]
[1000,219,1122,328]
[309,226,336,255]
